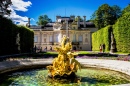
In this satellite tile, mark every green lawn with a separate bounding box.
[42,51,58,55]
[42,51,129,55]
[43,51,93,55]
[76,51,94,54]
[114,52,130,55]
[44,51,93,54]
[1,51,129,62]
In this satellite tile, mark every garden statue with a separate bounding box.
[47,35,81,82]
[110,31,116,53]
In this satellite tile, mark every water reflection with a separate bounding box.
[0,68,130,86]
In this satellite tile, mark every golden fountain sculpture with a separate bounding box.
[47,35,81,82]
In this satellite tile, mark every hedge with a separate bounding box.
[0,16,16,55]
[92,25,112,51]
[92,12,130,53]
[18,26,34,53]
[0,15,34,55]
[113,12,130,53]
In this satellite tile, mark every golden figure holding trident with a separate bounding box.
[46,35,81,82]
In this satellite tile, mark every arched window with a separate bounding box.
[34,35,38,42]
[55,34,58,42]
[49,35,52,42]
[78,35,83,42]
[73,34,76,42]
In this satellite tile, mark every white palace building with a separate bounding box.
[30,15,97,51]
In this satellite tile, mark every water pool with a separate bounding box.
[0,67,130,86]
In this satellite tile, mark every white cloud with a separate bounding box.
[6,0,34,26]
[11,0,32,12]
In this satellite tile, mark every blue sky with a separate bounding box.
[10,0,130,25]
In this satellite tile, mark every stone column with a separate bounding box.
[28,18,30,27]
[83,16,86,27]
[40,30,42,50]
[65,19,69,37]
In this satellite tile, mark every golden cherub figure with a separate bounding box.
[47,35,81,78]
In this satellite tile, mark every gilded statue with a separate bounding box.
[47,35,81,79]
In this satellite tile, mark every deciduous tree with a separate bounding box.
[36,15,52,26]
[111,5,122,23]
[0,0,12,16]
[91,4,121,29]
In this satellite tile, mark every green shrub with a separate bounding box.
[92,25,112,51]
[18,25,34,53]
[113,12,130,53]
[0,16,34,55]
[0,15,15,55]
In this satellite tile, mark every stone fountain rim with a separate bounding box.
[0,58,130,75]
[0,58,130,86]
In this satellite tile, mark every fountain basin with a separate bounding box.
[0,58,130,86]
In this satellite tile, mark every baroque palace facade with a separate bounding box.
[30,15,97,51]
